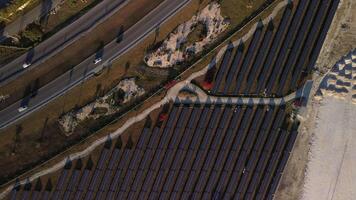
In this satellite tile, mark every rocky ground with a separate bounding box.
[58,78,145,134]
[145,2,229,68]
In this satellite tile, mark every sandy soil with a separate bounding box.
[302,96,356,200]
[301,48,356,200]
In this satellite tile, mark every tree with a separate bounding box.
[21,23,43,43]
[112,88,126,105]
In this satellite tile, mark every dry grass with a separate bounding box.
[221,0,267,27]
[0,45,27,65]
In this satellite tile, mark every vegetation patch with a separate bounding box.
[145,2,230,68]
[58,78,145,134]
[185,22,208,47]
[1,0,98,48]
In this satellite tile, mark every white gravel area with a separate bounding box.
[302,49,356,200]
[145,2,229,68]
[302,97,356,200]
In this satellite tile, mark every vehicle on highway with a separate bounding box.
[18,106,28,112]
[22,62,31,68]
[93,57,102,64]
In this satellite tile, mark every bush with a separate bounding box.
[112,88,126,105]
[68,0,80,9]
[21,23,43,43]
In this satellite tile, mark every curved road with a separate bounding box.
[0,0,191,130]
[0,0,130,85]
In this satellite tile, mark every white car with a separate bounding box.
[18,106,28,112]
[22,62,31,68]
[93,58,102,64]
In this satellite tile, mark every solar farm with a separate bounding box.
[203,0,339,97]
[8,102,299,200]
[3,0,341,199]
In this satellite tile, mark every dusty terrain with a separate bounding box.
[302,94,356,200]
[274,0,356,199]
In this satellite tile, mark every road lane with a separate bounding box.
[0,0,191,130]
[0,0,128,85]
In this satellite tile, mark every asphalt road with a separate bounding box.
[0,0,191,130]
[0,0,129,85]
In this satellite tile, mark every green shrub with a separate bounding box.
[21,22,43,43]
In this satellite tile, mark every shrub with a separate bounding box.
[21,23,43,43]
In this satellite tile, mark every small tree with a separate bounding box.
[112,88,126,105]
[21,23,43,43]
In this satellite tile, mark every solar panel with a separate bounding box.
[223,43,245,93]
[234,25,264,94]
[246,21,274,85]
[285,130,298,152]
[213,48,234,93]
[265,0,310,94]
[306,0,339,73]
[256,3,293,93]
[30,191,40,200]
[277,0,320,95]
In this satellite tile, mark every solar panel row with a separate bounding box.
[9,103,299,200]
[233,24,264,94]
[207,0,338,96]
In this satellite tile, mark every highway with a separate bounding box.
[0,0,130,85]
[0,0,191,130]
